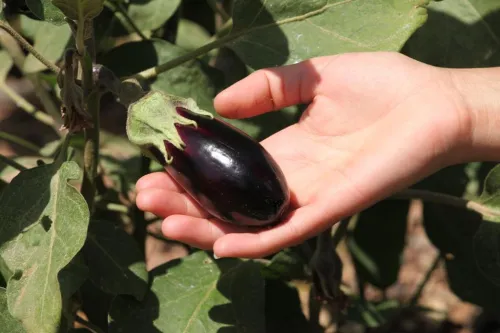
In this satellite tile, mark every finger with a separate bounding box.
[212,203,334,258]
[162,215,246,250]
[212,178,364,259]
[136,188,208,218]
[214,56,334,119]
[136,172,183,192]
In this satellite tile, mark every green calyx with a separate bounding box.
[126,90,213,164]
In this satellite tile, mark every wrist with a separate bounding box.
[447,66,500,162]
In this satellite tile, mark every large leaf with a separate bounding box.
[264,279,312,333]
[403,0,500,67]
[474,221,500,286]
[52,0,104,21]
[419,165,500,310]
[348,200,409,289]
[176,19,212,51]
[261,248,307,281]
[127,0,181,32]
[84,220,148,300]
[24,21,71,73]
[0,288,25,333]
[99,40,301,140]
[108,251,265,333]
[227,0,430,69]
[0,161,90,333]
[25,0,65,24]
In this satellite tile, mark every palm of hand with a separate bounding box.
[136,52,467,258]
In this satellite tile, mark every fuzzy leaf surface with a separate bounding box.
[0,288,24,333]
[84,220,148,300]
[127,0,181,32]
[0,161,89,333]
[25,0,65,24]
[109,251,265,333]
[403,0,500,67]
[228,0,430,69]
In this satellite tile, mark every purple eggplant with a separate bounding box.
[150,107,290,227]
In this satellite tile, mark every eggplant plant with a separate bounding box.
[0,1,499,333]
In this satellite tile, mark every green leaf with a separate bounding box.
[23,21,71,73]
[25,0,65,24]
[0,51,13,82]
[108,251,265,333]
[0,161,90,333]
[348,200,409,289]
[261,248,307,280]
[474,221,500,285]
[52,0,104,20]
[419,165,500,311]
[127,0,181,32]
[58,253,89,301]
[402,0,500,67]
[125,90,213,163]
[476,164,500,222]
[83,220,148,300]
[264,279,312,333]
[227,0,430,69]
[0,288,25,333]
[176,19,212,51]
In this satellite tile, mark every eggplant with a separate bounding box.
[149,107,290,227]
[126,91,290,227]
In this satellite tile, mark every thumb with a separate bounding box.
[214,57,330,119]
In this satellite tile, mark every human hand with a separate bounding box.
[135,52,473,258]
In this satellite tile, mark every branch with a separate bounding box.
[109,0,148,40]
[0,131,40,154]
[131,27,240,80]
[0,154,27,171]
[0,21,60,74]
[409,252,441,306]
[0,82,58,128]
[392,188,499,219]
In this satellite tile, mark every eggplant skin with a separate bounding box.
[156,107,290,227]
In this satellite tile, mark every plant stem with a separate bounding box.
[0,131,40,154]
[103,202,129,214]
[0,154,26,171]
[409,253,441,306]
[79,24,100,213]
[332,218,350,248]
[74,314,106,333]
[131,26,240,80]
[0,82,58,128]
[393,188,499,220]
[0,21,60,74]
[109,0,148,40]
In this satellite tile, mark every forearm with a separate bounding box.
[450,67,500,162]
